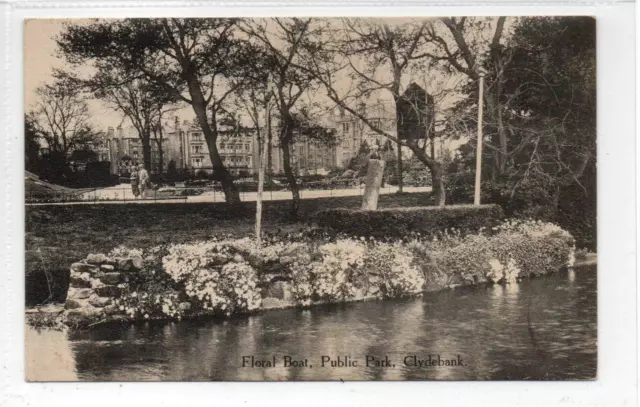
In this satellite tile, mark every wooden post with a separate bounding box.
[474,71,486,206]
[361,159,386,210]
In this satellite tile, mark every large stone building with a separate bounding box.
[105,125,181,176]
[165,119,257,177]
[105,92,435,178]
[105,118,258,177]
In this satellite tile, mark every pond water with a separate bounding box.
[26,266,596,381]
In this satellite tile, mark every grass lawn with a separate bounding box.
[25,192,433,305]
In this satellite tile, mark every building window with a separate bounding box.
[245,143,251,151]
[220,143,226,151]
[342,122,350,134]
[192,132,202,141]
[192,145,203,154]
[192,158,202,168]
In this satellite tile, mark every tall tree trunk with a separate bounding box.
[185,75,241,207]
[412,147,445,206]
[484,78,508,181]
[267,125,273,177]
[397,140,403,192]
[281,136,300,216]
[430,134,435,159]
[141,137,152,172]
[156,139,164,175]
[393,93,404,193]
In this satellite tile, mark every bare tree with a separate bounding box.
[301,18,447,205]
[423,17,510,181]
[240,18,323,216]
[29,78,102,160]
[58,18,250,207]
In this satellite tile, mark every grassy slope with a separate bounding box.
[26,192,434,274]
[25,171,93,198]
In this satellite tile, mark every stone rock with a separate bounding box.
[279,256,295,266]
[178,302,191,311]
[131,256,144,270]
[65,306,101,319]
[262,272,291,284]
[261,297,291,310]
[64,299,83,310]
[262,281,292,301]
[68,287,94,300]
[104,257,118,266]
[69,276,92,288]
[97,272,122,285]
[70,262,98,274]
[100,264,115,272]
[90,278,105,289]
[117,258,132,271]
[353,287,368,299]
[102,304,121,316]
[361,159,385,210]
[88,296,112,308]
[86,253,108,265]
[95,285,122,298]
[34,304,65,314]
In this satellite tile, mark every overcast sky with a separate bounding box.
[24,19,195,131]
[24,18,507,136]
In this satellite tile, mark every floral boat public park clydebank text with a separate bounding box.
[27,204,585,329]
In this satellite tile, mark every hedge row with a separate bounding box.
[311,204,504,238]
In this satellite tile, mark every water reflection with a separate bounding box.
[25,266,597,381]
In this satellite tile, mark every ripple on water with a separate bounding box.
[26,266,597,381]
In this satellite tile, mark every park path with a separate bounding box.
[26,185,432,206]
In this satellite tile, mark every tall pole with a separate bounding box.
[256,76,275,245]
[397,138,403,193]
[474,70,486,205]
[255,107,270,246]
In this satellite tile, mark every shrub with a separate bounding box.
[64,219,574,324]
[363,242,425,298]
[162,240,262,316]
[311,204,504,239]
[409,219,575,289]
[309,239,367,300]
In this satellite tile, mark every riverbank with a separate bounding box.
[26,255,596,333]
[26,264,598,381]
[26,218,578,330]
[26,192,434,305]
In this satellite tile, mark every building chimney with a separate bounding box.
[107,126,115,139]
[116,125,124,139]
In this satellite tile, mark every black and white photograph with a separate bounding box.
[23,16,597,381]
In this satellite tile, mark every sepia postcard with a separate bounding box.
[24,16,597,381]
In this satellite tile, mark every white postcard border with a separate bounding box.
[1,2,636,407]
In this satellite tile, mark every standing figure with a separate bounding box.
[138,164,150,198]
[130,166,140,199]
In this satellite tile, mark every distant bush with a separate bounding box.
[311,204,504,239]
[446,173,596,250]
